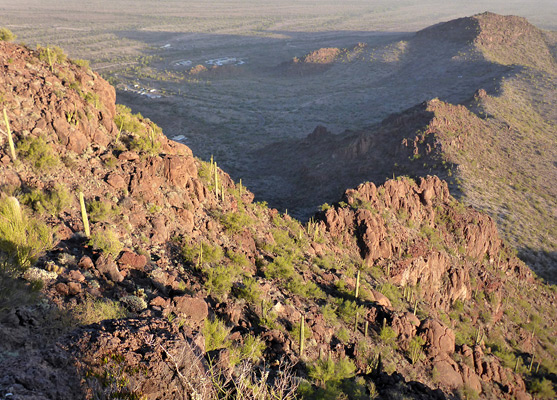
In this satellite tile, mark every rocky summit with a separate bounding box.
[0,14,556,400]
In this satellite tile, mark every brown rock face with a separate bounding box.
[420,319,455,358]
[318,175,531,309]
[172,296,209,325]
[95,255,124,282]
[66,318,214,400]
[118,251,148,269]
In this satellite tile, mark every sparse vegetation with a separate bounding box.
[0,27,16,42]
[17,135,59,170]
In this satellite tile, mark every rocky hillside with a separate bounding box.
[0,36,556,400]
[256,12,557,281]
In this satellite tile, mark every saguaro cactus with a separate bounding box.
[79,192,90,238]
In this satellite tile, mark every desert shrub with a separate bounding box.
[71,58,90,69]
[203,317,230,352]
[0,196,54,273]
[89,228,123,258]
[379,326,398,347]
[407,335,425,364]
[286,275,325,299]
[321,303,338,326]
[236,334,265,364]
[37,45,67,64]
[17,135,59,170]
[264,255,295,281]
[84,92,100,108]
[130,125,162,155]
[379,282,402,308]
[459,384,480,400]
[307,357,356,387]
[119,295,147,313]
[220,211,253,233]
[528,378,556,399]
[335,299,365,324]
[336,327,350,343]
[87,200,120,223]
[0,27,16,41]
[182,241,223,266]
[71,297,127,325]
[114,104,162,155]
[236,276,262,303]
[227,250,249,269]
[21,184,71,216]
[204,263,240,300]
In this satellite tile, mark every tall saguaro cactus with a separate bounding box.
[79,192,90,238]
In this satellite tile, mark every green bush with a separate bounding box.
[379,325,398,347]
[236,276,262,303]
[72,58,90,69]
[220,211,253,233]
[203,317,230,352]
[87,200,120,223]
[17,135,59,171]
[37,45,67,65]
[528,378,556,399]
[264,255,295,281]
[204,263,239,300]
[182,241,223,266]
[71,297,127,325]
[89,228,123,258]
[114,104,162,155]
[335,299,364,324]
[0,196,54,273]
[0,28,16,42]
[237,334,265,363]
[307,357,356,387]
[21,184,71,216]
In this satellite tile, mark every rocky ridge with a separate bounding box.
[0,35,555,400]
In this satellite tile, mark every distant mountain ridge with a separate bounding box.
[256,12,557,280]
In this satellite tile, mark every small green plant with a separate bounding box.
[0,27,16,42]
[307,356,356,387]
[336,327,350,343]
[87,200,120,223]
[528,378,556,399]
[407,335,425,364]
[37,45,67,67]
[71,296,127,325]
[89,228,123,258]
[379,325,398,347]
[203,317,230,352]
[17,135,59,171]
[238,334,265,363]
[21,184,71,216]
[236,276,262,303]
[72,58,90,69]
[0,196,54,273]
[204,263,239,300]
[220,211,253,233]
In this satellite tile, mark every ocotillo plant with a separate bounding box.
[79,192,90,238]
[3,108,16,161]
